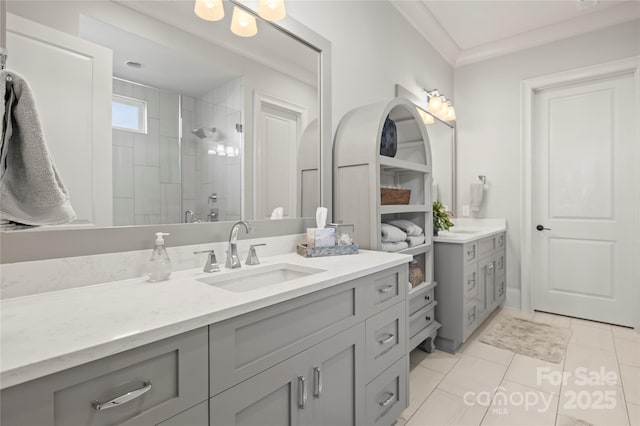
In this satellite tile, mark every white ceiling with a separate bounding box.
[390,0,640,66]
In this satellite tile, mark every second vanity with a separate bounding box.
[0,250,411,426]
[433,220,507,353]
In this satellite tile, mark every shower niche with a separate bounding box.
[111,77,243,226]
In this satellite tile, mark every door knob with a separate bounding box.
[536,225,551,231]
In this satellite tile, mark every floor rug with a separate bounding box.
[479,317,572,363]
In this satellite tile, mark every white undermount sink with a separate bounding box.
[445,228,483,234]
[197,263,326,293]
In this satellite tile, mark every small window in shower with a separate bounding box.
[112,94,147,134]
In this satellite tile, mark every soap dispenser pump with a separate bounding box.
[147,232,172,282]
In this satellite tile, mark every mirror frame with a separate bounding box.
[0,0,332,263]
[395,84,457,215]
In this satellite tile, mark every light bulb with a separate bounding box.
[207,149,217,155]
[226,146,235,157]
[438,99,449,117]
[416,108,434,125]
[428,95,442,114]
[258,0,286,21]
[194,0,224,21]
[234,147,240,156]
[216,144,226,156]
[231,6,258,38]
[445,105,456,122]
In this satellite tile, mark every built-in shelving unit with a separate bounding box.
[333,97,440,353]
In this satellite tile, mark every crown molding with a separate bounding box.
[390,1,640,69]
[456,1,640,67]
[389,0,459,66]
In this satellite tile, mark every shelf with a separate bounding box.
[380,205,430,215]
[409,280,437,296]
[398,243,431,256]
[379,157,429,173]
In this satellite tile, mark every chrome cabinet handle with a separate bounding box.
[93,381,152,411]
[298,376,307,409]
[487,262,494,271]
[313,367,322,398]
[378,333,395,345]
[466,279,476,290]
[378,284,394,294]
[379,392,395,407]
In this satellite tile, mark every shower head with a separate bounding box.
[192,127,216,139]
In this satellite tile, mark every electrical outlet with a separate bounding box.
[462,205,470,216]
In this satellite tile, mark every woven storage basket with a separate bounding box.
[380,188,411,205]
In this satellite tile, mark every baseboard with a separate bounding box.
[505,287,521,310]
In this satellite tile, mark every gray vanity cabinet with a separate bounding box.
[156,402,208,426]
[0,328,209,426]
[210,323,365,426]
[434,232,506,353]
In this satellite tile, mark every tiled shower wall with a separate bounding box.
[188,77,243,223]
[112,79,181,226]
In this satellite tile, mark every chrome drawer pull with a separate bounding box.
[378,284,394,294]
[379,392,395,407]
[466,279,475,290]
[93,380,152,411]
[313,367,322,398]
[298,376,307,409]
[378,333,395,345]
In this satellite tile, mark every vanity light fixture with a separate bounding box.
[258,0,286,21]
[231,6,258,37]
[416,107,435,126]
[194,0,225,21]
[424,89,456,122]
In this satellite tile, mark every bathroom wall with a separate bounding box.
[111,79,182,226]
[454,20,640,308]
[286,1,454,135]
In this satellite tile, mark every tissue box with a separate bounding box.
[307,228,336,248]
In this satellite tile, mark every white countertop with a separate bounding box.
[432,218,507,244]
[0,250,411,390]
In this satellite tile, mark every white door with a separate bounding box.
[255,102,300,219]
[533,72,636,326]
[7,14,112,225]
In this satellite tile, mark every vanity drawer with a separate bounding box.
[1,328,208,426]
[409,302,436,340]
[463,300,478,341]
[156,401,208,426]
[363,265,407,316]
[408,284,435,316]
[365,357,407,426]
[209,281,362,396]
[478,235,497,257]
[496,250,506,276]
[464,265,479,301]
[365,301,406,383]
[464,242,477,263]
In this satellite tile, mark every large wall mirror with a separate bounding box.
[4,0,329,228]
[396,84,456,214]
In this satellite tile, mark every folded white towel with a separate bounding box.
[0,70,76,225]
[407,234,425,247]
[470,182,484,213]
[386,219,423,236]
[381,241,408,252]
[381,223,407,243]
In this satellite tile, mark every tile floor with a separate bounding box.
[398,308,640,426]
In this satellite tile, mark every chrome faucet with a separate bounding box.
[225,221,252,269]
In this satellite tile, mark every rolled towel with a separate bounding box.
[386,219,423,236]
[407,234,425,247]
[381,241,409,252]
[381,223,407,243]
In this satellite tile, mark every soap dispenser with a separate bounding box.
[147,232,172,282]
